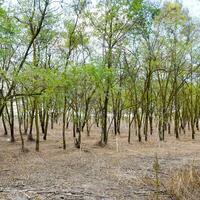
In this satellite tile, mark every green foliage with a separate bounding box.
[0,6,17,57]
[61,20,89,49]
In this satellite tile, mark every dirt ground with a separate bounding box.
[1,123,200,200]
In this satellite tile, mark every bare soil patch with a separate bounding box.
[1,124,200,199]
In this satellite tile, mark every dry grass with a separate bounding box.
[166,164,200,200]
[143,157,200,200]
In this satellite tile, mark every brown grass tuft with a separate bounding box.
[166,164,200,200]
[144,158,200,200]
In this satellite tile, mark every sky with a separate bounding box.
[156,0,200,18]
[5,0,200,19]
[181,0,200,18]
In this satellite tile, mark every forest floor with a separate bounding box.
[1,123,200,200]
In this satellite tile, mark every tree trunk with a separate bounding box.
[149,115,153,135]
[144,113,148,142]
[43,111,49,140]
[22,97,28,135]
[35,98,40,151]
[16,98,24,152]
[2,113,8,136]
[50,111,54,129]
[138,125,141,142]
[101,90,109,145]
[62,97,67,150]
[10,98,15,142]
[28,106,35,141]
[191,119,195,140]
[39,109,45,134]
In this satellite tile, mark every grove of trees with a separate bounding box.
[1,0,200,152]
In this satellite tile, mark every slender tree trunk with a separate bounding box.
[16,98,24,152]
[138,125,141,142]
[174,105,179,139]
[168,122,171,135]
[158,116,165,141]
[39,109,45,134]
[86,120,90,136]
[22,97,28,135]
[144,113,148,142]
[113,109,117,136]
[51,111,54,129]
[95,110,99,127]
[28,106,35,141]
[128,112,131,144]
[117,109,121,135]
[2,113,8,136]
[196,119,199,131]
[62,97,67,150]
[10,98,15,142]
[101,90,109,145]
[74,127,81,149]
[43,111,49,140]
[149,115,153,135]
[191,119,195,140]
[35,98,40,151]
